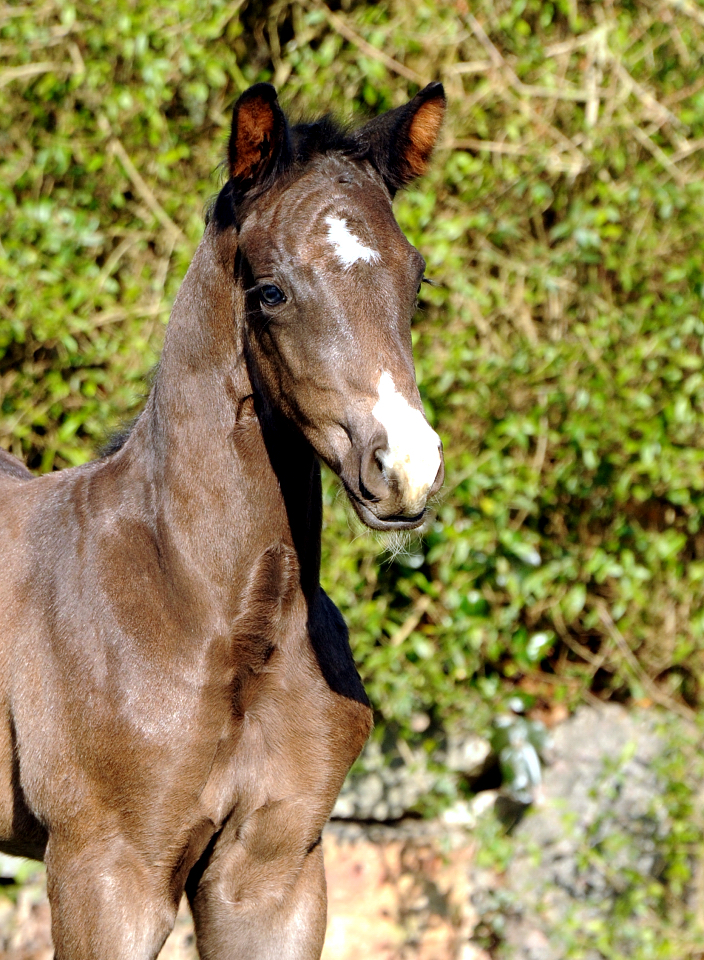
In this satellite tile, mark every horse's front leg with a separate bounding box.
[45,833,178,960]
[187,800,328,960]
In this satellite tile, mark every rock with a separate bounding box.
[490,714,550,805]
[488,703,671,960]
[332,739,438,821]
[442,791,499,829]
[445,733,493,779]
[332,730,494,822]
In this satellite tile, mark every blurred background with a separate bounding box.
[2,1,704,957]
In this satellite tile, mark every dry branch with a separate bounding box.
[0,61,73,87]
[627,122,690,186]
[389,595,432,647]
[663,0,704,29]
[597,604,697,725]
[312,1,426,85]
[450,137,534,156]
[106,137,187,246]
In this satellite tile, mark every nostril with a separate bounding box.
[359,476,379,502]
[429,454,445,497]
[359,441,391,503]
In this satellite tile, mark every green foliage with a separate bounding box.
[2,0,704,737]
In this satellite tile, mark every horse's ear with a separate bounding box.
[355,82,446,194]
[228,83,289,189]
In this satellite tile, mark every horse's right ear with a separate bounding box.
[354,82,446,195]
[228,83,289,190]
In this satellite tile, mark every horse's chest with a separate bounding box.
[196,629,372,830]
[189,553,371,828]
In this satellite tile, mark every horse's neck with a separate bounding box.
[127,224,321,607]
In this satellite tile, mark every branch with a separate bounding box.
[107,136,187,246]
[0,61,73,88]
[314,2,426,85]
[597,603,696,725]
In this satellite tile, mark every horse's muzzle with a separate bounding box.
[346,434,445,530]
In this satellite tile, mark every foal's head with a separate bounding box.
[216,83,446,531]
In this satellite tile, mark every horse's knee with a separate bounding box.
[189,804,327,960]
[46,836,176,960]
[204,800,320,898]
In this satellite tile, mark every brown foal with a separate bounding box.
[0,81,445,959]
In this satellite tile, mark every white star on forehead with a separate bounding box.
[324,215,381,269]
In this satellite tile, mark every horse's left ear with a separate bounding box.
[355,82,446,194]
[228,83,290,190]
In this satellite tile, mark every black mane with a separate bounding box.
[99,418,138,458]
[99,369,157,459]
[289,115,360,163]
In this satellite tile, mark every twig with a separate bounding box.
[513,83,605,103]
[67,41,85,76]
[313,2,426,85]
[454,137,590,177]
[143,234,177,342]
[580,687,607,709]
[694,786,704,932]
[614,60,684,130]
[670,136,704,163]
[583,26,608,128]
[511,417,549,531]
[450,137,533,156]
[0,61,73,87]
[463,17,588,173]
[463,296,506,356]
[396,738,416,767]
[0,3,54,23]
[515,97,588,174]
[544,26,612,59]
[561,629,609,671]
[597,603,697,724]
[511,275,539,344]
[664,74,704,106]
[627,122,690,187]
[107,136,187,245]
[663,0,704,29]
[96,236,141,292]
[445,60,492,75]
[466,15,603,102]
[467,13,691,181]
[465,14,504,70]
[89,302,163,329]
[389,595,432,647]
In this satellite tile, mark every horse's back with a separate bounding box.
[0,455,49,860]
[0,461,94,854]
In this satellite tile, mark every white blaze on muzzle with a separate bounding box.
[372,371,441,513]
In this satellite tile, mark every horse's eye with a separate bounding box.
[259,284,286,306]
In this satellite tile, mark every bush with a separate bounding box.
[2,0,704,739]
